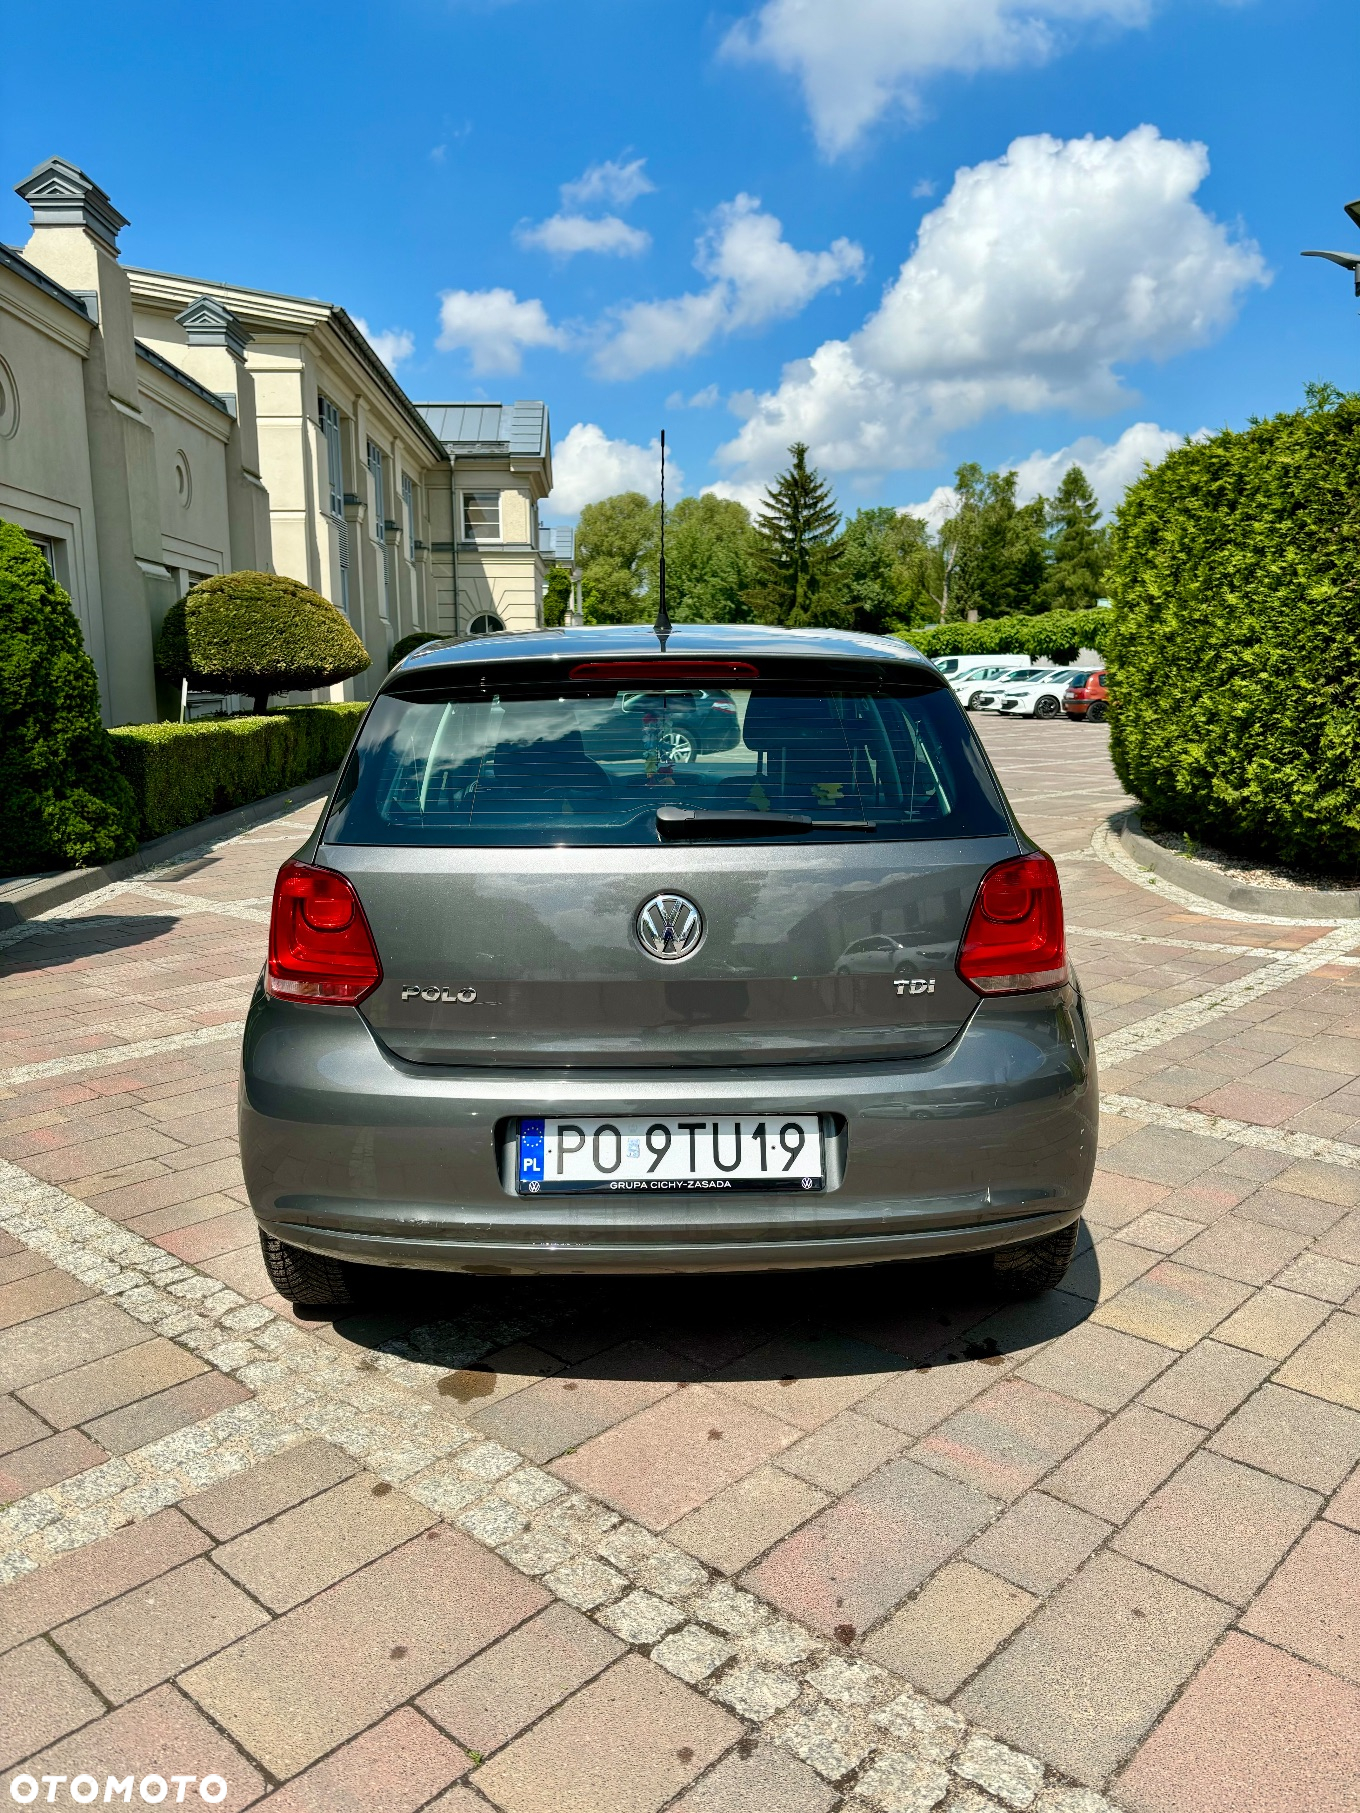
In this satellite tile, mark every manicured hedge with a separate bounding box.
[109,704,366,840]
[156,572,370,714]
[1106,389,1360,871]
[902,608,1112,663]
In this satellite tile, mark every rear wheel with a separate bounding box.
[1033,695,1061,720]
[259,1231,359,1308]
[658,727,697,763]
[990,1221,1080,1298]
[1087,700,1108,723]
[967,691,986,710]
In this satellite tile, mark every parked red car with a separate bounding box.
[1064,670,1109,722]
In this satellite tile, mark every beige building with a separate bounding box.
[0,154,570,726]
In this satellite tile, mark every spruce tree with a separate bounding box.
[746,443,847,628]
[1044,465,1106,611]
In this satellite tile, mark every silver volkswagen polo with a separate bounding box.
[240,624,1096,1306]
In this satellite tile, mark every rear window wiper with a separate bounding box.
[656,806,877,840]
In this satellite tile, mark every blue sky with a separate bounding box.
[3,0,1355,526]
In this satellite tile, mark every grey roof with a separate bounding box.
[0,241,94,321]
[134,340,232,414]
[416,401,549,458]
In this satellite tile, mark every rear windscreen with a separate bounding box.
[324,679,1011,847]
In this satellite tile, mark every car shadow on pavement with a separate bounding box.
[0,913,181,974]
[298,1230,1100,1391]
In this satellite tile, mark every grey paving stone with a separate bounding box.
[1136,1339,1274,1428]
[0,1297,149,1393]
[1113,1451,1321,1604]
[1015,1321,1173,1411]
[1044,1406,1203,1525]
[1208,1382,1360,1491]
[668,1740,837,1812]
[744,1458,998,1641]
[955,1551,1233,1787]
[964,1491,1113,1595]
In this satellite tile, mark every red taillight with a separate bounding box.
[267,861,382,1005]
[957,853,1067,995]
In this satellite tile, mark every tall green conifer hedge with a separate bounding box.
[0,520,138,874]
[1106,388,1360,871]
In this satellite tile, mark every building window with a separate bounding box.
[367,441,386,542]
[319,395,345,518]
[368,441,391,622]
[468,613,505,635]
[25,534,56,576]
[462,491,501,543]
[318,395,349,615]
[401,473,416,554]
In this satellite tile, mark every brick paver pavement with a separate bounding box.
[0,721,1358,1809]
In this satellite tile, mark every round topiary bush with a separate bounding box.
[156,571,371,715]
[0,519,138,874]
[1106,387,1360,872]
[388,630,441,669]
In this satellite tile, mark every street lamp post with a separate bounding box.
[1302,197,1360,294]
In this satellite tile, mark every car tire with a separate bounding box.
[658,727,697,763]
[259,1231,359,1307]
[1033,695,1061,720]
[1087,701,1107,723]
[967,691,985,710]
[989,1221,1080,1297]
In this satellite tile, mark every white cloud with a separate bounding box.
[901,422,1190,527]
[546,423,683,517]
[435,288,567,375]
[666,383,722,409]
[516,214,650,257]
[716,128,1267,486]
[911,178,937,199]
[594,194,864,378]
[1008,421,1190,514]
[902,484,961,533]
[353,318,415,370]
[724,0,1153,156]
[562,157,656,212]
[519,157,654,260]
[703,476,770,514]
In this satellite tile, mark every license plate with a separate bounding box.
[516,1115,825,1194]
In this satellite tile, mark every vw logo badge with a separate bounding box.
[635,892,704,963]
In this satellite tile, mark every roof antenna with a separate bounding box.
[653,429,672,650]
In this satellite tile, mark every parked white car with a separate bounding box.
[946,663,1032,710]
[981,669,1092,719]
[930,656,1028,708]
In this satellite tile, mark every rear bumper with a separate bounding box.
[239,981,1098,1275]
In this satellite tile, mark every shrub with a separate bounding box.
[389,630,442,669]
[902,608,1113,664]
[156,571,370,714]
[1106,388,1360,871]
[109,704,365,840]
[0,520,138,875]
[543,567,573,628]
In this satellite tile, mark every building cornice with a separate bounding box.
[14,157,128,250]
[126,265,448,466]
[0,245,94,355]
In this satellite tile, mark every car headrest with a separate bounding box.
[741,693,849,753]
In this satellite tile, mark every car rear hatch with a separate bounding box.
[316,652,1021,1069]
